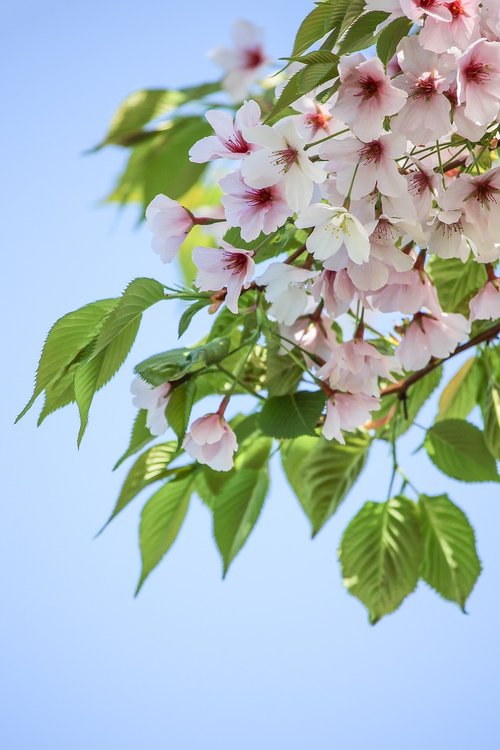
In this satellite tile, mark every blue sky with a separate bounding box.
[3,2,500,748]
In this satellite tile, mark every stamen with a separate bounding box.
[271,147,298,173]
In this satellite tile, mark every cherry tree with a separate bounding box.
[18,1,500,622]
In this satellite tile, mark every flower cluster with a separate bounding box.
[142,16,500,472]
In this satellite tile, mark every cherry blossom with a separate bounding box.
[241,118,326,211]
[318,339,400,396]
[219,170,293,241]
[419,0,480,53]
[130,377,172,436]
[405,160,439,221]
[399,0,452,23]
[189,100,261,162]
[469,279,500,320]
[258,263,320,325]
[332,55,407,141]
[442,167,500,243]
[291,94,343,143]
[145,194,193,263]
[392,37,455,143]
[183,413,238,471]
[311,269,356,318]
[296,204,374,265]
[369,269,438,314]
[397,312,471,370]
[323,392,380,443]
[320,131,407,199]
[210,20,268,101]
[457,39,500,126]
[192,243,255,314]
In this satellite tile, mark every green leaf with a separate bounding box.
[482,384,500,459]
[419,494,481,610]
[136,474,194,593]
[101,83,220,146]
[178,298,210,337]
[289,50,339,66]
[37,364,78,425]
[376,17,412,65]
[437,357,484,422]
[91,278,165,358]
[427,256,487,315]
[424,419,499,483]
[337,0,366,38]
[297,60,339,93]
[113,410,154,470]
[337,11,388,55]
[135,337,231,386]
[339,496,422,623]
[213,468,269,576]
[17,298,117,422]
[102,442,178,529]
[264,335,303,397]
[73,314,141,445]
[292,2,337,56]
[166,380,196,448]
[258,391,326,438]
[281,431,371,535]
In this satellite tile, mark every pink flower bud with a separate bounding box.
[183,414,238,472]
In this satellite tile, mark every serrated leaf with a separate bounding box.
[424,419,499,483]
[339,496,422,623]
[37,364,78,425]
[292,2,336,56]
[419,494,481,610]
[264,336,303,397]
[436,357,484,422]
[178,298,210,337]
[427,255,487,315]
[482,384,500,459]
[136,475,194,593]
[258,391,326,438]
[166,380,196,448]
[376,17,412,65]
[297,60,338,93]
[135,337,231,385]
[337,10,388,55]
[337,0,366,38]
[289,50,339,66]
[17,298,118,422]
[281,431,371,535]
[213,468,269,576]
[114,410,154,470]
[101,442,178,530]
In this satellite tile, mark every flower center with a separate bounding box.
[471,181,498,207]
[272,147,298,173]
[447,0,465,17]
[358,139,383,165]
[223,129,250,154]
[222,251,248,274]
[415,72,439,99]
[246,186,273,206]
[305,109,331,135]
[408,170,432,196]
[243,47,265,70]
[465,61,491,84]
[356,75,381,100]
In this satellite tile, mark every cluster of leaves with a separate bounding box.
[18,0,500,621]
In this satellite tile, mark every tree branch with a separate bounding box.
[381,320,500,399]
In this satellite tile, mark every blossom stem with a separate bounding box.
[284,244,308,265]
[304,128,350,151]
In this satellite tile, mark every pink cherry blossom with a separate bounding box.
[320,131,407,199]
[210,20,269,101]
[369,268,438,314]
[332,55,407,141]
[291,94,343,143]
[279,314,339,364]
[419,0,480,53]
[442,167,500,243]
[469,279,500,320]
[312,269,356,318]
[405,160,439,221]
[318,339,400,396]
[241,118,326,211]
[296,204,375,266]
[399,0,452,23]
[397,312,471,370]
[189,100,261,163]
[130,377,172,436]
[145,194,193,263]
[392,37,455,143]
[323,392,380,443]
[258,263,320,325]
[219,170,293,241]
[192,242,255,314]
[457,39,500,126]
[183,413,238,471]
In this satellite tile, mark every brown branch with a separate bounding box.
[381,320,500,399]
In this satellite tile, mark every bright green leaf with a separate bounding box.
[437,357,484,422]
[166,380,196,448]
[113,410,154,470]
[337,11,388,55]
[424,419,499,482]
[427,256,487,315]
[259,390,326,439]
[419,494,481,610]
[376,17,412,65]
[339,495,422,623]
[482,384,500,459]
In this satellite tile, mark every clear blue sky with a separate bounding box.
[3,2,499,748]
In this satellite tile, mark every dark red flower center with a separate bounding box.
[357,75,381,100]
[464,61,491,84]
[272,147,298,173]
[222,251,249,274]
[358,139,383,164]
[447,0,465,17]
[244,47,265,70]
[223,129,250,154]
